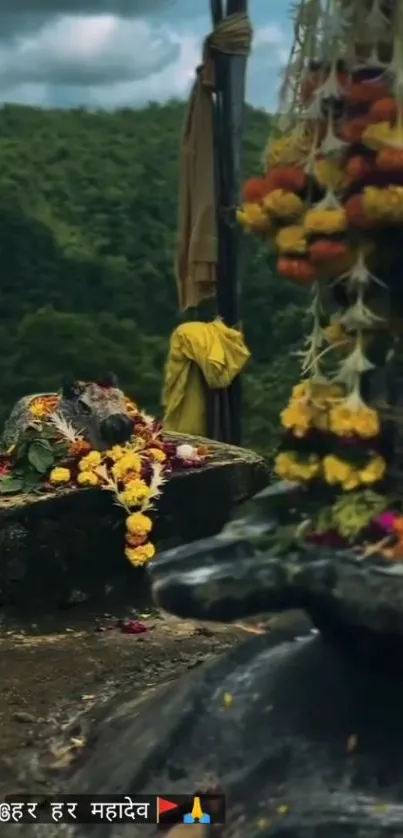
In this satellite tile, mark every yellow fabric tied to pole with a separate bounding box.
[162,319,250,437]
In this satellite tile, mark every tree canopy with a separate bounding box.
[0,100,307,453]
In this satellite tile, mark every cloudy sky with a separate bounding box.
[0,0,292,111]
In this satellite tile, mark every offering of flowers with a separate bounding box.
[0,392,208,568]
[237,0,403,562]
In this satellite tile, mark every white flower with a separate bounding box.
[176,444,200,461]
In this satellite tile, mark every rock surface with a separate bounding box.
[150,481,403,667]
[15,632,403,838]
[0,432,269,609]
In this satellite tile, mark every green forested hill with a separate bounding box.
[0,100,307,452]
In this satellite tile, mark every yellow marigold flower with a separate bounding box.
[148,447,167,463]
[120,479,152,507]
[353,408,380,438]
[329,406,355,436]
[49,467,71,485]
[323,455,353,486]
[126,511,153,537]
[112,451,142,479]
[309,381,343,406]
[281,402,313,437]
[262,189,303,219]
[359,456,386,484]
[274,451,319,482]
[362,122,403,152]
[274,452,295,480]
[304,208,347,235]
[342,473,361,491]
[275,225,307,254]
[30,396,59,419]
[30,401,49,419]
[77,470,99,487]
[106,445,126,461]
[329,404,379,438]
[236,203,271,233]
[125,542,156,566]
[363,186,403,222]
[292,381,310,399]
[314,159,347,191]
[263,134,311,168]
[78,450,102,471]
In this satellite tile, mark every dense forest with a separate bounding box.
[0,100,308,453]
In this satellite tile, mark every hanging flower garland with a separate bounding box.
[0,392,208,568]
[237,0,403,557]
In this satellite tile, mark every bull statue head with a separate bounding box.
[1,373,135,452]
[59,374,134,450]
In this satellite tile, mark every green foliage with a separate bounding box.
[0,101,307,454]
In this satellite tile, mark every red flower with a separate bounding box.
[344,194,377,229]
[277,257,316,285]
[346,155,373,184]
[243,177,267,203]
[264,166,307,194]
[369,97,397,124]
[309,240,349,263]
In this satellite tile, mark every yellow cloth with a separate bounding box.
[162,319,250,436]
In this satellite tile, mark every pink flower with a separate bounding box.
[376,511,397,532]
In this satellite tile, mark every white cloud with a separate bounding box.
[0,16,179,91]
[0,6,290,111]
[0,1,173,39]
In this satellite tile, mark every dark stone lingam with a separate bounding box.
[28,482,403,838]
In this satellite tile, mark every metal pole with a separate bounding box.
[209,0,249,445]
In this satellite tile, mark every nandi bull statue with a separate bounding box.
[1,373,135,452]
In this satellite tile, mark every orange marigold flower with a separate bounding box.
[369,97,397,124]
[344,195,377,230]
[376,147,403,172]
[309,240,349,263]
[69,440,91,456]
[341,117,370,144]
[277,257,316,285]
[264,166,306,194]
[347,80,389,105]
[345,155,373,184]
[242,177,267,203]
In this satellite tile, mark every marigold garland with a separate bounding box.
[314,159,347,191]
[376,148,403,172]
[265,166,307,194]
[369,98,397,124]
[238,1,403,554]
[276,257,316,284]
[344,195,377,229]
[275,225,307,254]
[304,208,347,236]
[262,189,304,219]
[309,240,349,263]
[345,156,374,184]
[346,80,389,105]
[236,203,271,233]
[2,391,208,569]
[243,177,267,203]
[341,117,370,144]
[363,186,403,222]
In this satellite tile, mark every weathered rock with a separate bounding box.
[11,483,403,838]
[151,481,403,670]
[16,633,403,838]
[0,432,269,608]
